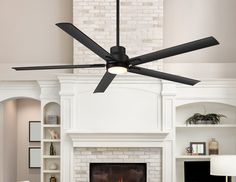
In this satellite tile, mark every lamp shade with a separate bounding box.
[211,155,236,176]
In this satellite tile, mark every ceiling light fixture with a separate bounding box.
[108,66,127,74]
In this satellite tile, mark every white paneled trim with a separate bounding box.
[162,97,175,131]
[58,74,176,182]
[161,82,176,131]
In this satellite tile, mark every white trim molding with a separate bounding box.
[176,79,236,107]
[0,81,40,102]
[66,131,169,148]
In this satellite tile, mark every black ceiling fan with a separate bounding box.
[12,0,219,93]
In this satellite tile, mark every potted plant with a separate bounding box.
[186,113,226,125]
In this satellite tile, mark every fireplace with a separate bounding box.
[90,163,147,182]
[67,132,170,181]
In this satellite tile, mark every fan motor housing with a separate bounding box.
[107,46,129,69]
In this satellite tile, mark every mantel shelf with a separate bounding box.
[66,131,170,148]
[66,131,169,140]
[176,124,236,128]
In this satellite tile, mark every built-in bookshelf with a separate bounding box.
[41,102,61,182]
[175,102,236,182]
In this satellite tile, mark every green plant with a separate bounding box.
[186,113,226,125]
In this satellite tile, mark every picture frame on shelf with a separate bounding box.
[190,142,206,155]
[29,121,41,142]
[29,147,41,168]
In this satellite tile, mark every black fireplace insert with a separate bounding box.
[90,163,147,182]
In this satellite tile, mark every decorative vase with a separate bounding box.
[208,138,219,155]
[50,142,56,155]
[49,163,57,170]
[50,176,57,182]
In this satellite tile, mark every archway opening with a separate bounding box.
[0,98,41,182]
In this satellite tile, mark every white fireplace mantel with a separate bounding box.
[66,130,169,148]
[59,74,176,182]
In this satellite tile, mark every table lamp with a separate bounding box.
[210,155,236,182]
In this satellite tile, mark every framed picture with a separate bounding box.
[190,142,206,155]
[29,121,41,142]
[29,147,41,168]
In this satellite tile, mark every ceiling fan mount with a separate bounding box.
[12,0,219,93]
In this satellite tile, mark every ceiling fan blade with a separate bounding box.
[128,66,200,86]
[94,72,116,93]
[129,36,219,66]
[56,23,113,62]
[12,64,105,71]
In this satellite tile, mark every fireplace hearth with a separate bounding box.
[90,163,147,182]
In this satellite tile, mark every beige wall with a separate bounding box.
[0,103,3,182]
[16,99,41,182]
[0,0,73,80]
[3,100,17,182]
[1,0,236,80]
[164,0,236,63]
[163,0,236,78]
[0,99,41,182]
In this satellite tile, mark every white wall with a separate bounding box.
[0,0,73,80]
[16,99,41,182]
[3,100,17,182]
[163,0,236,78]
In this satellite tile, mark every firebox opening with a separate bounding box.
[90,163,147,182]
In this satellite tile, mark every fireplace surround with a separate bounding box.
[74,147,162,182]
[59,75,176,182]
[67,132,172,182]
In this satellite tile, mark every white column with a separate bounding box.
[161,81,176,182]
[58,77,77,182]
[161,81,176,131]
